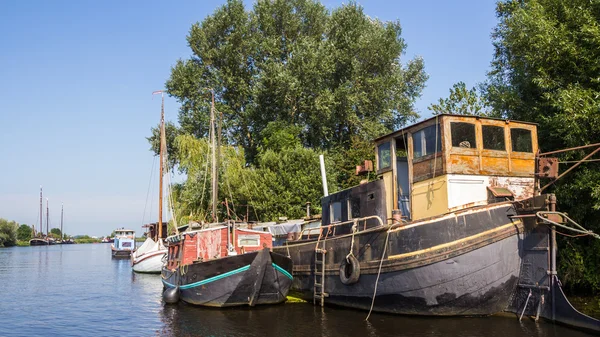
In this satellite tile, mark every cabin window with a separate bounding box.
[412,124,441,158]
[378,142,391,170]
[347,198,360,220]
[122,242,131,248]
[451,122,477,149]
[330,201,342,223]
[482,125,506,151]
[238,234,260,247]
[511,128,533,153]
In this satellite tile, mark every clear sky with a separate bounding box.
[0,0,497,237]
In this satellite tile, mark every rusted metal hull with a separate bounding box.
[274,203,524,316]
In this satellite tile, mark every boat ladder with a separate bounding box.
[313,230,328,306]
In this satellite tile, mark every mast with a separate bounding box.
[210,89,218,222]
[60,203,64,241]
[39,186,43,236]
[46,198,49,237]
[153,90,165,240]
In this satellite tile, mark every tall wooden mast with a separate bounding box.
[46,198,49,237]
[158,92,165,240]
[39,186,43,236]
[60,203,64,241]
[210,89,218,222]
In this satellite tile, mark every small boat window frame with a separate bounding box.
[412,123,442,160]
[450,122,477,150]
[377,142,392,171]
[482,125,506,152]
[330,201,342,223]
[510,128,533,153]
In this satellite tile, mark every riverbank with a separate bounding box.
[569,296,600,320]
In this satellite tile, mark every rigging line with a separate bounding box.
[559,158,600,164]
[141,156,157,227]
[166,168,179,234]
[432,115,439,180]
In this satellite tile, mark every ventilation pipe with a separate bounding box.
[319,154,329,196]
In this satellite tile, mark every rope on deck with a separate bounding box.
[536,211,600,240]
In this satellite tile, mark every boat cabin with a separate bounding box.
[113,229,135,251]
[164,226,274,270]
[321,114,537,228]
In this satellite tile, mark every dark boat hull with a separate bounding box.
[111,249,132,258]
[274,202,523,316]
[29,238,49,246]
[162,249,293,307]
[289,234,520,315]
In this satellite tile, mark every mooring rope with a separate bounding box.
[346,220,358,262]
[536,211,600,240]
[365,227,392,321]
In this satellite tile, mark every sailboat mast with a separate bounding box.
[39,186,43,236]
[46,198,49,237]
[156,91,165,240]
[60,203,64,241]
[210,90,218,222]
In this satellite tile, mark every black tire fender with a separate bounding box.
[339,255,360,285]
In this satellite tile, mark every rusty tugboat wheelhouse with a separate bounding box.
[273,114,600,333]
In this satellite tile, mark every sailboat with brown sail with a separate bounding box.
[161,90,293,307]
[131,91,168,273]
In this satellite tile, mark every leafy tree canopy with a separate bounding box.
[429,81,496,117]
[0,218,18,247]
[50,228,62,239]
[17,224,31,241]
[165,0,427,163]
[485,0,600,294]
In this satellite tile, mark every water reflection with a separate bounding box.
[0,245,596,337]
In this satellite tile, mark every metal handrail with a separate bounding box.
[297,215,385,240]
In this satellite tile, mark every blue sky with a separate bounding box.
[0,0,497,236]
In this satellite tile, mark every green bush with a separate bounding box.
[0,218,18,247]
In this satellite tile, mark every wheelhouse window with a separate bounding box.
[378,142,391,170]
[451,122,477,149]
[330,201,342,223]
[412,124,441,159]
[482,125,506,151]
[511,128,533,153]
[347,198,360,220]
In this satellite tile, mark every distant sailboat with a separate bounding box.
[59,203,74,244]
[30,186,49,246]
[131,90,168,273]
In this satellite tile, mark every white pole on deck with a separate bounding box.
[319,154,328,197]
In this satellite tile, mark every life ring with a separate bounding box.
[339,255,360,285]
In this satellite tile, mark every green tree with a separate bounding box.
[147,121,182,171]
[485,0,600,294]
[16,224,32,241]
[0,218,18,247]
[50,228,62,239]
[164,0,427,163]
[429,81,495,116]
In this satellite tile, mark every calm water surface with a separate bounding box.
[0,244,595,337]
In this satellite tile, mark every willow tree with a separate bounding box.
[172,130,336,222]
[484,0,600,294]
[165,0,427,163]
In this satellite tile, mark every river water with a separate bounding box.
[0,244,595,337]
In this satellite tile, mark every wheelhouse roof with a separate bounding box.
[373,114,538,143]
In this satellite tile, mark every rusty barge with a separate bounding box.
[273,114,600,332]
